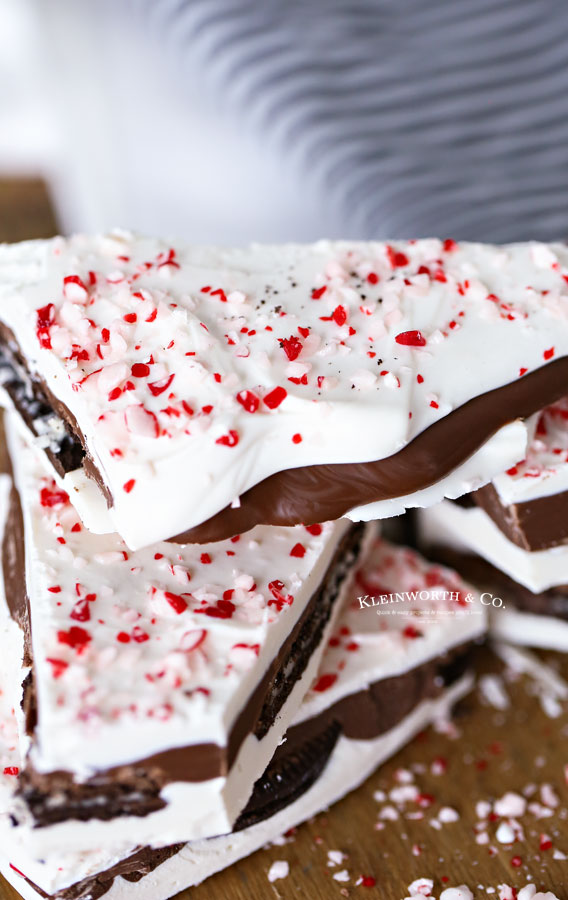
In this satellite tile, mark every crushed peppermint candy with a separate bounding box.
[267,860,289,882]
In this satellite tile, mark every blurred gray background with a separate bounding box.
[1,0,567,243]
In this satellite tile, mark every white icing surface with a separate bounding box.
[418,500,568,593]
[2,234,568,547]
[493,398,568,504]
[6,414,357,779]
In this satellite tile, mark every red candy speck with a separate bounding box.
[116,632,131,643]
[305,523,323,535]
[263,386,287,409]
[35,303,56,349]
[195,598,236,619]
[200,553,212,564]
[280,336,303,361]
[123,479,136,493]
[164,591,188,614]
[332,305,347,326]
[148,374,175,396]
[57,626,91,650]
[443,238,458,251]
[290,542,306,558]
[123,313,137,324]
[3,767,18,776]
[403,625,422,639]
[511,856,522,868]
[367,273,379,284]
[70,599,91,622]
[40,486,69,508]
[181,628,207,651]
[359,876,376,888]
[292,433,302,443]
[311,286,327,299]
[312,673,338,692]
[216,430,239,447]
[386,245,410,268]
[132,626,150,643]
[395,330,426,347]
[236,390,260,413]
[46,658,68,679]
[131,363,150,377]
[267,579,294,611]
[543,347,555,360]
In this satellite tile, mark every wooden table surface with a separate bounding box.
[0,180,567,900]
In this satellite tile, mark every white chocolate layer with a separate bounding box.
[490,608,568,652]
[417,499,568,594]
[1,235,568,547]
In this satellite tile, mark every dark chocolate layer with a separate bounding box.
[0,332,83,478]
[474,482,568,552]
[2,326,568,543]
[12,519,365,826]
[24,641,475,900]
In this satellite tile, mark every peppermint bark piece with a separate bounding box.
[417,539,568,653]
[4,415,373,855]
[420,396,568,595]
[0,535,482,900]
[1,234,568,548]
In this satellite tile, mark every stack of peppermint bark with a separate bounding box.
[0,235,567,900]
[419,396,568,651]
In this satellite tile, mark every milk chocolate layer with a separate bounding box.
[24,641,475,900]
[9,502,366,825]
[2,326,568,543]
[474,482,568,552]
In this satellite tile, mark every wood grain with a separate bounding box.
[0,181,567,900]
